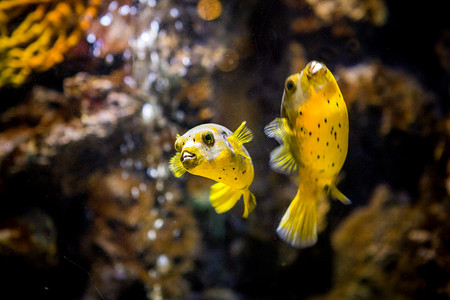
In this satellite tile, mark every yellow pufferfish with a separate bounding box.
[169,122,256,218]
[265,60,350,248]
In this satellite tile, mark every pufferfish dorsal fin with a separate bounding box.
[264,118,298,175]
[169,153,187,177]
[231,121,253,144]
[229,121,253,159]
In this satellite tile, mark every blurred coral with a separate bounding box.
[316,181,450,300]
[0,0,100,88]
[85,170,200,300]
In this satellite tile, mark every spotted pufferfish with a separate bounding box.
[265,60,350,248]
[169,122,256,218]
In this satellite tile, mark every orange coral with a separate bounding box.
[0,0,100,88]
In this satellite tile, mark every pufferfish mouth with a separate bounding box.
[181,151,196,162]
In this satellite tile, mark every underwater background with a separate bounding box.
[0,0,449,299]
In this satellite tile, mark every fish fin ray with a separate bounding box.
[210,182,241,214]
[242,190,256,218]
[231,121,253,145]
[269,145,298,174]
[169,153,187,177]
[264,118,287,143]
[330,185,351,205]
[277,189,318,248]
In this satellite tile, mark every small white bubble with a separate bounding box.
[147,0,156,7]
[108,1,118,11]
[123,76,137,89]
[170,8,179,18]
[119,5,130,15]
[182,57,190,66]
[86,33,96,44]
[131,186,140,199]
[105,54,114,64]
[151,20,159,33]
[156,255,170,274]
[154,218,164,229]
[175,20,183,30]
[139,183,147,191]
[147,229,157,240]
[93,47,101,57]
[165,192,174,201]
[123,49,132,60]
[121,171,129,180]
[100,13,113,26]
[142,103,155,122]
[130,6,137,15]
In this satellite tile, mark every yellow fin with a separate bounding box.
[330,185,351,205]
[231,121,253,145]
[242,190,256,218]
[264,118,298,174]
[277,188,318,248]
[210,182,241,214]
[169,153,187,177]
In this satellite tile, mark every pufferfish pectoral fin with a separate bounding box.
[209,182,241,214]
[169,153,187,177]
[264,118,298,175]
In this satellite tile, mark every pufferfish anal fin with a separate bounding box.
[210,182,242,214]
[277,188,318,248]
[264,118,298,175]
[229,121,253,159]
[169,153,187,177]
[242,189,256,219]
[329,185,351,205]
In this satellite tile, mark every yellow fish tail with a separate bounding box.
[210,182,241,214]
[242,189,256,218]
[277,186,318,248]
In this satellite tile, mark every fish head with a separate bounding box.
[281,61,336,125]
[175,124,233,172]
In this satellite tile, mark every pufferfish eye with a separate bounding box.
[285,79,295,92]
[202,131,215,146]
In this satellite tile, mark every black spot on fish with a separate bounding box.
[324,118,327,123]
[327,99,330,104]
[300,127,303,131]
[336,102,339,107]
[332,163,335,167]
[317,138,320,142]
[309,132,312,136]
[317,155,320,159]
[242,170,246,174]
[318,123,320,128]
[315,178,318,182]
[334,132,337,140]
[299,111,303,116]
[219,177,222,179]
[223,168,225,171]
[337,144,340,149]
[233,168,235,170]
[339,94,342,98]
[234,177,237,180]
[193,138,195,142]
[326,142,329,146]
[339,123,341,128]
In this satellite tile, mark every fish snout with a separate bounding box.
[306,61,326,77]
[181,150,196,162]
[181,150,199,169]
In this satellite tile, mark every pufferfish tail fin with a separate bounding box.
[277,186,318,248]
[264,118,298,175]
[329,184,351,205]
[210,182,256,218]
[169,153,187,177]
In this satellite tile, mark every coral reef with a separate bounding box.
[317,181,450,300]
[0,0,100,88]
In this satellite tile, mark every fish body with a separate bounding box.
[169,122,256,218]
[265,61,350,248]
